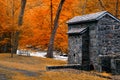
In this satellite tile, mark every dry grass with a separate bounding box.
[0,53,66,71]
[40,71,108,80]
[0,53,111,80]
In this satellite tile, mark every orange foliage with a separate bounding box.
[19,0,79,53]
[17,0,120,53]
[1,0,120,53]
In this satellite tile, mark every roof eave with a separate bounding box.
[66,19,97,25]
[67,27,88,35]
[96,12,120,22]
[66,11,120,25]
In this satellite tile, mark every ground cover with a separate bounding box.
[0,53,117,80]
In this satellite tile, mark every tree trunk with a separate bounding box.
[18,0,27,26]
[47,0,65,58]
[11,0,15,58]
[50,0,53,31]
[11,0,26,58]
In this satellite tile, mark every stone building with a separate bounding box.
[66,11,120,74]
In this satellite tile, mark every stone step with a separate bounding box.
[46,64,81,70]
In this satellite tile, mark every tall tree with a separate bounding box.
[11,0,15,57]
[47,0,65,58]
[11,0,26,57]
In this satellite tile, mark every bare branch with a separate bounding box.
[98,0,106,11]
[81,0,87,15]
[115,0,119,17]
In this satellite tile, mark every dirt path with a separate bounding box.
[0,65,38,77]
[0,74,7,80]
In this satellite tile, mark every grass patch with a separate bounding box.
[0,53,110,80]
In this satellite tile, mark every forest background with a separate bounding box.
[0,0,120,54]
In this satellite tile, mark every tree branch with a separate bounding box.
[98,0,106,11]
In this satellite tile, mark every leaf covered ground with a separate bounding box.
[0,53,117,80]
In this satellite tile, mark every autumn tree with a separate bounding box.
[47,0,65,58]
[0,0,14,53]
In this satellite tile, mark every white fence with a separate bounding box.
[17,50,30,56]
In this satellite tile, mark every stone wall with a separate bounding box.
[68,34,82,64]
[68,23,90,66]
[68,23,86,65]
[95,15,120,72]
[97,15,120,55]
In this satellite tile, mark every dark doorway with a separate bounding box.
[89,64,94,70]
[82,29,90,66]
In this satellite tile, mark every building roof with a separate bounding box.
[67,27,87,34]
[66,11,120,24]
